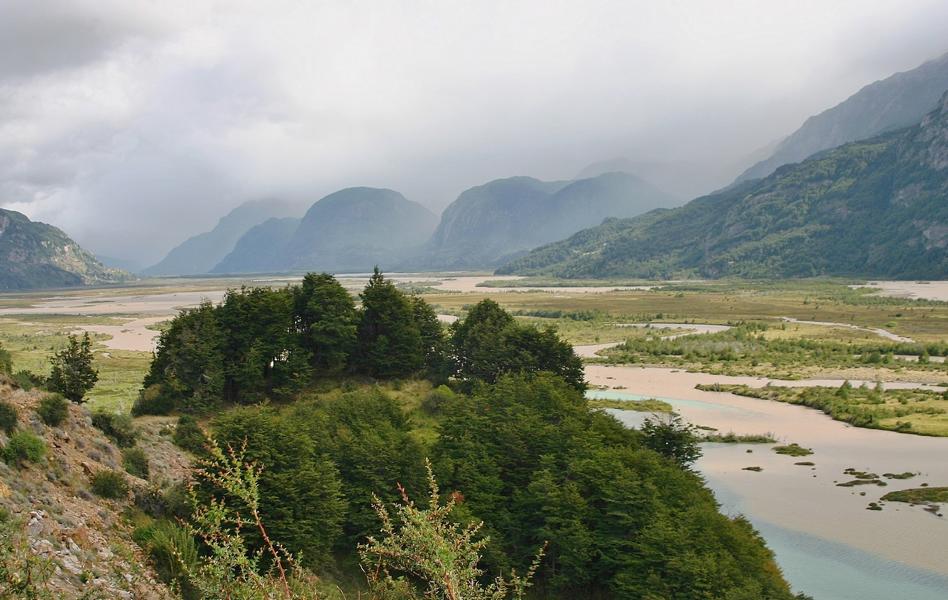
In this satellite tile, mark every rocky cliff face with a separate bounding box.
[736,52,948,183]
[0,209,127,291]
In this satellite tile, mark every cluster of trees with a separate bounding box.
[179,373,795,599]
[137,269,582,414]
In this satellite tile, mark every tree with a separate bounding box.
[640,414,702,468]
[451,300,585,391]
[0,341,11,375]
[48,333,98,403]
[292,273,357,375]
[410,295,449,380]
[355,268,424,378]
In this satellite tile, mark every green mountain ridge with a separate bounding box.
[417,171,678,269]
[736,51,948,183]
[499,91,948,280]
[0,208,127,290]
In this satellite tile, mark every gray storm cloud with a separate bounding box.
[2,0,948,266]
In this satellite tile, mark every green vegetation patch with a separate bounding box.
[588,398,673,412]
[697,382,948,437]
[880,487,948,503]
[772,443,813,457]
[702,432,776,443]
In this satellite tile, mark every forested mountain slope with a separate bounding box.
[500,91,948,279]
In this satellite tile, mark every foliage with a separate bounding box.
[185,441,321,600]
[359,461,544,600]
[0,341,11,375]
[133,520,199,598]
[11,370,44,392]
[122,446,151,479]
[36,394,68,427]
[0,400,16,434]
[173,415,209,453]
[211,407,346,565]
[451,299,585,391]
[47,333,98,403]
[881,487,948,503]
[92,410,138,447]
[640,414,703,468]
[432,373,791,598]
[355,268,425,378]
[174,415,209,454]
[293,272,358,375]
[2,430,46,467]
[90,469,130,499]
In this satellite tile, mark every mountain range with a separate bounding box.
[416,171,678,269]
[498,91,948,280]
[736,52,948,183]
[141,199,299,276]
[0,208,127,291]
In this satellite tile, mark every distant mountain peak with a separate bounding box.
[0,208,128,290]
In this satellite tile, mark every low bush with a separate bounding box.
[132,384,176,416]
[172,415,206,454]
[134,520,199,598]
[11,370,44,391]
[0,401,17,434]
[2,431,46,467]
[122,447,150,480]
[421,384,456,415]
[91,411,137,447]
[90,469,129,499]
[37,394,69,427]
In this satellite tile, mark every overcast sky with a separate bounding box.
[2,0,948,266]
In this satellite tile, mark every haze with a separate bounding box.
[2,0,948,266]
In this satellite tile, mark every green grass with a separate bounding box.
[702,432,776,443]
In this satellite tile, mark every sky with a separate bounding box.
[2,0,948,267]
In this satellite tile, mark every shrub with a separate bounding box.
[90,469,129,499]
[91,411,137,447]
[0,401,17,434]
[11,370,44,391]
[421,384,456,415]
[122,447,150,480]
[2,431,46,467]
[132,384,175,416]
[172,415,207,454]
[134,520,198,598]
[48,333,98,403]
[37,395,69,427]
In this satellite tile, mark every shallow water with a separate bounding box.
[590,364,948,596]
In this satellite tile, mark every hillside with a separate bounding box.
[0,378,186,598]
[142,199,298,276]
[420,172,677,269]
[273,187,438,273]
[0,209,127,291]
[499,92,948,280]
[736,51,948,183]
[211,217,301,274]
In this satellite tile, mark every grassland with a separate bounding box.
[697,383,948,437]
[881,487,948,504]
[587,398,673,412]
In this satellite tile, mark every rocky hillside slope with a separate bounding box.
[0,378,189,598]
[0,209,127,291]
[500,91,948,280]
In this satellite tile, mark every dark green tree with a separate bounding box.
[211,407,346,565]
[48,333,98,403]
[293,273,358,375]
[0,341,11,375]
[411,295,450,381]
[355,268,424,378]
[639,414,702,468]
